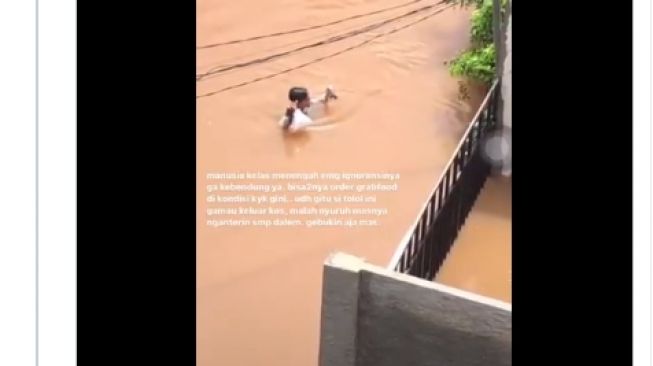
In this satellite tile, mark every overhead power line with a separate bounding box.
[196,3,455,99]
[196,0,448,81]
[196,0,427,50]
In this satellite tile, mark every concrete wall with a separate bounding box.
[500,7,512,176]
[318,259,360,366]
[501,10,512,130]
[319,253,512,366]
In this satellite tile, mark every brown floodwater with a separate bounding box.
[435,175,512,303]
[196,1,502,365]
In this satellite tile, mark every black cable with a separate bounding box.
[197,18,374,79]
[196,0,426,50]
[196,3,455,99]
[196,0,447,81]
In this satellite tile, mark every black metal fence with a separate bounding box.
[388,80,500,279]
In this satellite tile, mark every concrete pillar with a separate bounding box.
[500,9,512,176]
[318,253,361,366]
[487,2,511,177]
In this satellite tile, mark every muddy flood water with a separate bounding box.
[436,176,512,303]
[197,1,508,365]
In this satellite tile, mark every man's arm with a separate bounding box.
[311,86,337,105]
[311,92,328,105]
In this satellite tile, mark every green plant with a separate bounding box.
[448,0,506,84]
[449,44,496,84]
[470,0,494,45]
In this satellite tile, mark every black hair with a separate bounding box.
[283,107,294,130]
[288,86,309,103]
[283,86,309,130]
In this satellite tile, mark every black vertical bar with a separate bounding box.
[438,202,447,274]
[419,231,426,277]
[422,235,428,279]
[401,237,404,272]
[490,87,497,129]
[425,200,430,228]
[454,184,461,234]
[420,218,425,242]
[411,234,416,263]
[487,90,495,128]
[427,229,435,278]
[447,194,454,265]
[437,184,444,210]
[460,166,469,226]
[479,105,488,133]
[461,138,467,164]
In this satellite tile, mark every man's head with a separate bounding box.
[288,87,310,110]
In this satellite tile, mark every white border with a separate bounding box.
[39,0,77,363]
[633,0,652,365]
[0,0,37,364]
[0,1,77,363]
[0,0,650,364]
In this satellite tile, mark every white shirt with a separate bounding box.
[278,91,331,132]
[279,107,314,133]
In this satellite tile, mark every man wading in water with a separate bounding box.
[279,86,338,133]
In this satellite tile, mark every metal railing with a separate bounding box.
[387,80,501,279]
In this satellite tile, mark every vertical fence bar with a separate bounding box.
[437,184,443,210]
[389,82,499,280]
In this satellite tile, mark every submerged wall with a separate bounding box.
[318,253,512,366]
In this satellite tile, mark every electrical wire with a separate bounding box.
[196,3,455,99]
[196,0,447,81]
[197,16,379,80]
[196,0,428,50]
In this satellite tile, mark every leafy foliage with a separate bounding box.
[470,0,494,45]
[449,44,496,84]
[448,0,506,84]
